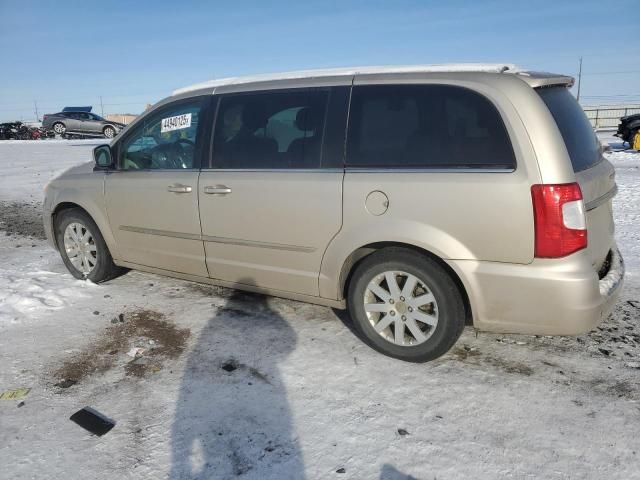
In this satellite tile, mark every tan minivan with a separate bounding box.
[43,64,624,362]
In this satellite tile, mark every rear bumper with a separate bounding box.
[449,247,624,335]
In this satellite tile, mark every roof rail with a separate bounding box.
[172,64,518,95]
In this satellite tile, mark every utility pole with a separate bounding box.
[576,57,583,103]
[100,96,104,117]
[34,100,39,122]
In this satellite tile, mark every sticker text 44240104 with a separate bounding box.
[161,113,192,133]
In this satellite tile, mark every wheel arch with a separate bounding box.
[50,200,119,260]
[337,242,474,326]
[51,202,92,249]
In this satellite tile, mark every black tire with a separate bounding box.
[103,126,116,138]
[347,247,465,362]
[54,208,122,282]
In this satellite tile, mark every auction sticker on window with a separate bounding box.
[161,113,192,133]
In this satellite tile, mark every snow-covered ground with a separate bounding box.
[0,138,638,480]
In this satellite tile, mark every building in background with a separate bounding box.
[105,113,137,125]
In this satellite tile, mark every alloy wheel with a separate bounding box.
[63,222,97,275]
[363,270,439,346]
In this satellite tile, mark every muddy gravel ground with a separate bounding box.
[0,200,45,239]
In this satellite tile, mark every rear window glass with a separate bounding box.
[346,85,516,169]
[537,87,601,172]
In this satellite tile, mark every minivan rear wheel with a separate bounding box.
[347,248,465,362]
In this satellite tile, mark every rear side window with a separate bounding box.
[537,87,600,172]
[346,85,515,169]
[213,89,329,169]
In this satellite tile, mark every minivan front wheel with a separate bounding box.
[55,208,121,282]
[347,248,465,362]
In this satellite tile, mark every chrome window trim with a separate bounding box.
[344,167,515,174]
[107,169,200,173]
[107,167,513,173]
[200,168,344,173]
[198,168,513,173]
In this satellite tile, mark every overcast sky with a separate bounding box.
[1,0,638,122]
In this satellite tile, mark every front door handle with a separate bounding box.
[167,184,192,193]
[204,185,232,195]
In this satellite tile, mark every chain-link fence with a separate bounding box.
[583,105,640,129]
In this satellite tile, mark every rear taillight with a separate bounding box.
[531,183,587,258]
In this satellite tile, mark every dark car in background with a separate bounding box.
[42,110,125,138]
[615,113,640,149]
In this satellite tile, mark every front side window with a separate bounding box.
[346,85,516,169]
[119,100,203,170]
[213,89,328,169]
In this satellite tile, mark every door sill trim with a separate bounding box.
[113,259,346,309]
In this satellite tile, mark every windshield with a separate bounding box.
[537,87,601,172]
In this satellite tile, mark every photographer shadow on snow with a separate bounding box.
[170,279,305,479]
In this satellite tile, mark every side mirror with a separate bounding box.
[93,145,113,170]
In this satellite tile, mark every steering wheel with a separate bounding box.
[175,138,195,147]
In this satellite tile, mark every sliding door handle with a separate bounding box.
[167,184,192,193]
[204,185,232,195]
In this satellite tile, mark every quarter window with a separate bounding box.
[537,87,601,173]
[120,101,203,170]
[346,85,516,169]
[213,90,329,169]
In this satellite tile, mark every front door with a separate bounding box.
[105,98,210,276]
[198,87,348,296]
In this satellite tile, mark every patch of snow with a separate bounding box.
[599,247,624,297]
[0,242,97,323]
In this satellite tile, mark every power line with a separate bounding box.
[580,94,640,98]
[581,70,640,76]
